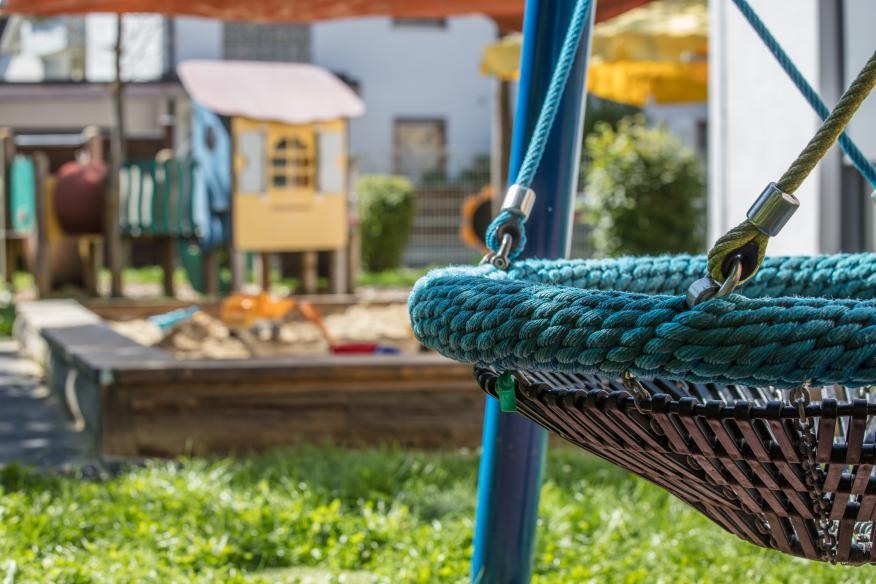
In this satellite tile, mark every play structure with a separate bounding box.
[0,61,365,299]
[410,0,876,575]
[0,127,108,296]
[179,60,365,295]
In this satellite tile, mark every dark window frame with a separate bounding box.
[392,18,447,29]
[392,117,448,181]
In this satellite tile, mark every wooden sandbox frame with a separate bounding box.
[19,300,484,458]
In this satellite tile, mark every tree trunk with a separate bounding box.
[107,15,126,297]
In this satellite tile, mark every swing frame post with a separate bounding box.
[471,0,595,581]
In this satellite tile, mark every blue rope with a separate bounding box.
[409,253,876,388]
[732,0,876,188]
[485,0,593,257]
[514,0,592,189]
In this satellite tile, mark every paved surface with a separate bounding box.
[0,339,94,469]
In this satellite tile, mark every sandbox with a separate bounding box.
[18,298,483,458]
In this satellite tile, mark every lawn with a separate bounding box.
[0,447,868,583]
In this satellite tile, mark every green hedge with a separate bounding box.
[358,175,415,272]
[583,115,705,256]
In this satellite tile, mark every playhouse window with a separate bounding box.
[270,135,314,190]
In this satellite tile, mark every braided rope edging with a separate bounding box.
[408,254,876,388]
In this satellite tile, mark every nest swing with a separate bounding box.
[409,0,876,565]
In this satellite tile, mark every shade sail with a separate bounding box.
[592,0,707,61]
[481,0,707,106]
[178,61,365,124]
[587,60,706,106]
[0,0,653,31]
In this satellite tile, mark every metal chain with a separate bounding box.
[622,372,651,414]
[789,385,837,563]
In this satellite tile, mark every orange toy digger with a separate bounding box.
[219,292,399,354]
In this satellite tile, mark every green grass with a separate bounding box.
[0,448,868,583]
[98,267,190,287]
[0,302,13,336]
[357,267,432,289]
[10,265,430,296]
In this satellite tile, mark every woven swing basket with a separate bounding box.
[409,253,876,564]
[476,367,875,564]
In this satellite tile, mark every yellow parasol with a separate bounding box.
[480,0,708,106]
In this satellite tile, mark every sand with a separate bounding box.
[109,303,420,359]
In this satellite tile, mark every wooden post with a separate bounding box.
[106,15,126,297]
[203,246,219,297]
[161,238,175,297]
[259,252,272,292]
[4,242,16,290]
[301,251,318,294]
[491,78,513,214]
[346,225,360,295]
[330,247,347,295]
[229,247,244,293]
[80,126,105,295]
[82,125,104,163]
[80,238,103,297]
[0,129,12,290]
[33,152,51,298]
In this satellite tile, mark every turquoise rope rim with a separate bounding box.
[409,253,876,389]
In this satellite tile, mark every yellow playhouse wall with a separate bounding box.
[232,117,348,252]
[43,176,66,243]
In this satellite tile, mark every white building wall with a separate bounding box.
[0,92,173,136]
[311,16,496,178]
[709,0,822,256]
[843,0,876,162]
[174,18,224,64]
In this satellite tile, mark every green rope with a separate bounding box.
[708,51,876,284]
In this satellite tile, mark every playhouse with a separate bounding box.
[178,60,365,293]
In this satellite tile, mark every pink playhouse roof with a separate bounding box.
[178,60,366,124]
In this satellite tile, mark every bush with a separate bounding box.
[581,95,641,162]
[358,175,415,272]
[583,116,705,256]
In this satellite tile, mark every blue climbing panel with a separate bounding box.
[9,155,36,233]
[191,102,232,251]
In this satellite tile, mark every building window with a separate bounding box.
[392,18,447,29]
[270,135,314,189]
[393,118,446,183]
[223,22,311,63]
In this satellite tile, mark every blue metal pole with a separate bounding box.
[471,1,595,583]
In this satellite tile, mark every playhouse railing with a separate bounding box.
[120,157,197,239]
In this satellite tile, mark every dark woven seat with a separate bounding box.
[476,367,876,564]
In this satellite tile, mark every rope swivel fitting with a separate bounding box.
[481,185,536,270]
[689,182,797,307]
[501,184,536,219]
